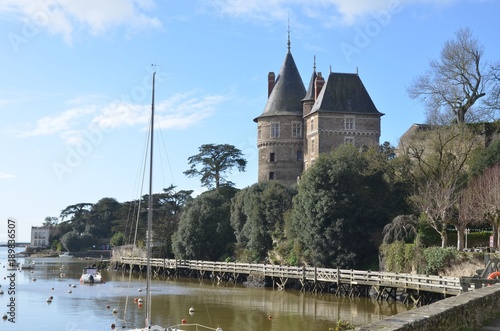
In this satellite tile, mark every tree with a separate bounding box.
[230,181,295,262]
[403,125,480,249]
[152,185,193,257]
[381,215,418,245]
[42,216,59,229]
[59,203,93,234]
[407,28,490,124]
[184,144,247,189]
[87,197,121,239]
[460,164,500,249]
[172,187,237,260]
[290,145,391,269]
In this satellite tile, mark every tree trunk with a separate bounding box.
[455,225,465,251]
[440,230,448,248]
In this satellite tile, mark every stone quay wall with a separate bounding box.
[356,284,500,331]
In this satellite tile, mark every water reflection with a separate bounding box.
[0,253,412,330]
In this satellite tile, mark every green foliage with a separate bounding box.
[422,246,458,274]
[172,187,237,260]
[290,145,392,268]
[329,320,355,331]
[381,241,419,273]
[382,242,458,275]
[468,139,500,179]
[230,181,295,262]
[110,231,125,246]
[184,144,247,189]
[60,231,94,252]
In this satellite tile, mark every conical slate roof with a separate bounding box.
[311,73,383,115]
[254,50,306,122]
[302,69,317,102]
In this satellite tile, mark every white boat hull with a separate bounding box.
[80,274,102,283]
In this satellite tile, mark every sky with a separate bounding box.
[1,0,499,243]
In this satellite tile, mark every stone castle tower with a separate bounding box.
[254,38,383,187]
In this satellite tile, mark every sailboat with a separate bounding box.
[122,68,223,331]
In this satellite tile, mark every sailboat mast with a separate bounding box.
[146,69,156,328]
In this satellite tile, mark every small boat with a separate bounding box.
[20,259,35,270]
[7,259,20,270]
[59,252,74,258]
[80,267,103,284]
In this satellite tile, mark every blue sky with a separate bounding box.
[1,0,499,242]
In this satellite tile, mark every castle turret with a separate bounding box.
[254,41,305,187]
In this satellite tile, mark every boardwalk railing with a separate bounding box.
[116,257,463,296]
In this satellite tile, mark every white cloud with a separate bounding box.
[18,106,97,137]
[91,92,227,131]
[0,172,15,179]
[0,0,161,44]
[205,0,457,25]
[17,91,226,144]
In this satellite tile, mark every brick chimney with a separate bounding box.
[315,72,325,100]
[268,72,275,98]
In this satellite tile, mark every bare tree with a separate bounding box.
[408,28,490,124]
[403,125,480,248]
[460,164,500,249]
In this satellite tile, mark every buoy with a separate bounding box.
[106,304,110,309]
[134,298,138,303]
[0,290,4,295]
[32,277,36,281]
[138,288,142,292]
[268,315,272,320]
[111,323,116,329]
[189,306,195,313]
[112,308,118,314]
[137,298,144,303]
[68,290,72,293]
[46,297,52,303]
[182,319,187,324]
[72,284,77,288]
[51,287,54,291]
[138,303,143,308]
[2,314,7,320]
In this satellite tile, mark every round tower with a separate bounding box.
[254,42,306,187]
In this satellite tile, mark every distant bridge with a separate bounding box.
[114,257,497,306]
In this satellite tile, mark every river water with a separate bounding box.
[0,247,412,330]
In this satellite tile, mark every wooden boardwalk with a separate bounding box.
[115,257,478,306]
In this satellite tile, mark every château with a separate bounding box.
[254,37,383,187]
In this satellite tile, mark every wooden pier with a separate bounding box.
[114,257,489,306]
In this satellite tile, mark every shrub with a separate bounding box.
[422,246,457,275]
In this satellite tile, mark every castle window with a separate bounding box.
[297,151,303,162]
[310,118,315,131]
[311,138,315,154]
[270,122,280,138]
[344,136,355,145]
[292,122,302,138]
[269,172,275,180]
[270,152,275,162]
[345,117,355,130]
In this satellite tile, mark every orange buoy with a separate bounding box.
[111,323,116,329]
[488,271,500,279]
[182,319,187,324]
[268,315,272,320]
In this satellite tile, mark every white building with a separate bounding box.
[31,226,50,248]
